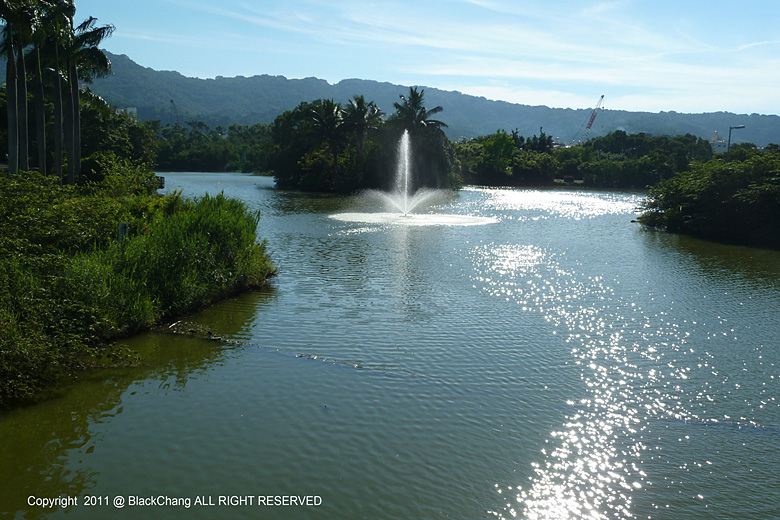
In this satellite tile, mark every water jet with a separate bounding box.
[331,130,496,227]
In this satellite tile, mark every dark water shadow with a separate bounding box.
[0,289,274,519]
[264,191,356,215]
[637,227,780,291]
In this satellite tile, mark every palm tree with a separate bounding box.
[1,2,22,174]
[28,0,51,175]
[310,99,343,173]
[3,27,19,175]
[391,87,453,189]
[391,86,447,133]
[2,1,112,179]
[11,0,56,173]
[12,21,28,172]
[65,15,114,183]
[42,0,73,182]
[61,4,76,183]
[12,1,41,171]
[2,0,47,174]
[46,8,113,184]
[342,94,383,160]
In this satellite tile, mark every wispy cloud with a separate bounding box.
[98,0,780,113]
[736,40,780,51]
[117,30,219,50]
[156,0,705,70]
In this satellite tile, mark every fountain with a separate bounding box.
[395,130,413,214]
[331,130,496,227]
[376,130,443,216]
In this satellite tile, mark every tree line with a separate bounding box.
[148,112,726,193]
[152,120,272,173]
[638,150,780,248]
[144,87,460,194]
[452,129,716,188]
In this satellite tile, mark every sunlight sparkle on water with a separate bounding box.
[471,240,740,520]
[330,212,497,227]
[466,187,643,220]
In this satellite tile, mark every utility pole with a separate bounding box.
[727,125,745,161]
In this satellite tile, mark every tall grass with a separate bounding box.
[0,172,274,406]
[69,193,273,329]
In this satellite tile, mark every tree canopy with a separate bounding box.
[452,128,716,188]
[638,151,780,248]
[268,88,458,193]
[1,0,118,183]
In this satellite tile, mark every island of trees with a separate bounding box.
[152,91,715,189]
[150,89,779,251]
[155,87,458,193]
[638,150,780,248]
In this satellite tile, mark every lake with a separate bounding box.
[2,172,779,519]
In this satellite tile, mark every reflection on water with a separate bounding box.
[2,176,779,520]
[330,212,498,226]
[266,190,354,215]
[0,336,226,520]
[0,289,271,519]
[640,229,780,292]
[473,244,642,518]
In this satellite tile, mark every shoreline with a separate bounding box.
[0,173,275,408]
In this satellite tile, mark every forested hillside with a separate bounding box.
[70,52,780,146]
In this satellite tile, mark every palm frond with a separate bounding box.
[426,105,444,116]
[73,20,114,48]
[76,44,111,82]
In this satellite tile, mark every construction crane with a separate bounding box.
[570,95,604,145]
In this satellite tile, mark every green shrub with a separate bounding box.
[86,151,160,197]
[0,174,274,406]
[66,193,273,328]
[639,153,780,247]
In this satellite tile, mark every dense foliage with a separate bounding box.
[638,152,780,248]
[154,121,272,172]
[79,89,158,179]
[269,88,459,193]
[0,170,274,405]
[0,79,157,186]
[453,130,714,188]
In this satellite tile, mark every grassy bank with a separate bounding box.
[0,168,274,406]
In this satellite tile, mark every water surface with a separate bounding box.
[2,173,778,519]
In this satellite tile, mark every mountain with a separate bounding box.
[82,52,780,146]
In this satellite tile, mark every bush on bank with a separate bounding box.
[638,153,780,248]
[0,169,274,406]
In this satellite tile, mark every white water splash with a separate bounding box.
[332,130,496,227]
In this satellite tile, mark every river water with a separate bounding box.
[2,172,779,519]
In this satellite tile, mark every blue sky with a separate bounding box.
[76,0,780,115]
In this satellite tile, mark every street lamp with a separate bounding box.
[727,125,745,161]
